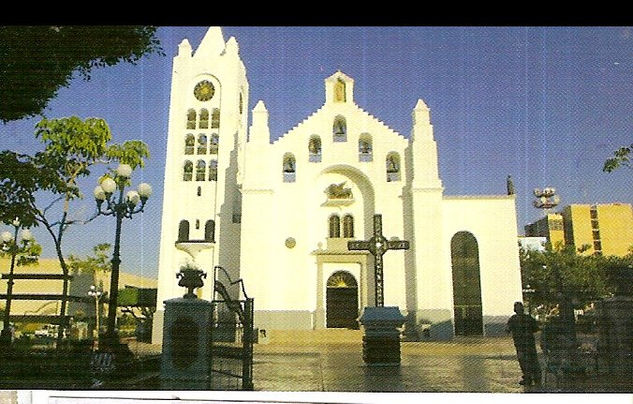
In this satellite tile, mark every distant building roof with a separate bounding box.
[518,236,546,252]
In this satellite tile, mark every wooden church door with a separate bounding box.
[326,271,359,329]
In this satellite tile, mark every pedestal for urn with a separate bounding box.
[161,267,213,389]
[359,306,405,365]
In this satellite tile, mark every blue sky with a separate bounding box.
[2,26,633,279]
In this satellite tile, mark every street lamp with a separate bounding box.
[88,285,105,349]
[1,218,35,345]
[93,163,152,346]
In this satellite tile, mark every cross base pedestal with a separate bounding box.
[359,306,405,366]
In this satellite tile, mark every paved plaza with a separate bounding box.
[124,329,633,393]
[252,337,523,393]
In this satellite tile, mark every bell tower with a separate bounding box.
[153,27,249,343]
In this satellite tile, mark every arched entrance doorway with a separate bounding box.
[451,231,483,336]
[326,271,359,329]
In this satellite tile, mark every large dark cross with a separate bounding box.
[348,214,409,307]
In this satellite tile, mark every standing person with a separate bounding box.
[507,301,542,386]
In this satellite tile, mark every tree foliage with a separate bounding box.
[520,244,619,318]
[0,231,42,268]
[0,26,163,123]
[3,116,150,265]
[604,144,633,173]
[68,243,112,275]
[0,116,149,341]
[0,151,65,227]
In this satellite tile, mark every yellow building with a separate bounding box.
[561,204,633,256]
[524,213,565,250]
[0,257,156,322]
[525,203,633,257]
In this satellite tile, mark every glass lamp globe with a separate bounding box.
[116,163,132,179]
[137,183,152,199]
[126,190,140,206]
[20,229,32,241]
[1,231,12,243]
[101,178,117,194]
[93,185,106,201]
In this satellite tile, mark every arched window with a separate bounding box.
[334,79,346,103]
[358,133,374,162]
[209,134,219,154]
[197,134,207,154]
[359,134,373,162]
[195,219,200,230]
[183,160,193,181]
[451,231,483,336]
[177,220,190,242]
[283,153,296,183]
[186,109,196,129]
[342,215,354,238]
[197,186,201,196]
[333,116,347,142]
[211,108,220,129]
[196,160,206,181]
[308,136,322,163]
[199,109,209,129]
[208,159,218,181]
[329,215,341,238]
[386,152,401,182]
[184,134,195,155]
[239,93,243,115]
[205,220,215,242]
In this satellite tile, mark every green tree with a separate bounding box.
[0,26,163,123]
[0,151,66,228]
[604,144,633,172]
[68,243,112,275]
[0,116,149,343]
[520,244,614,318]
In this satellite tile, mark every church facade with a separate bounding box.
[152,27,523,343]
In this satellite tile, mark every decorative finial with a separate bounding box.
[506,175,516,195]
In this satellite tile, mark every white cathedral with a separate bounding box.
[152,27,523,343]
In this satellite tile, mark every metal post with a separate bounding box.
[95,295,100,344]
[93,167,152,348]
[105,190,124,345]
[242,297,254,391]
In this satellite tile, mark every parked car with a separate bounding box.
[34,324,58,338]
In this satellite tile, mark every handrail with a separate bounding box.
[213,265,249,299]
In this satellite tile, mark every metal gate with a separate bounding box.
[210,266,254,390]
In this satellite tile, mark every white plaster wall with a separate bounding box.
[155,33,525,338]
[442,196,523,317]
[239,72,410,317]
[154,29,248,343]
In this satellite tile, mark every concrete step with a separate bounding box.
[259,328,363,345]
